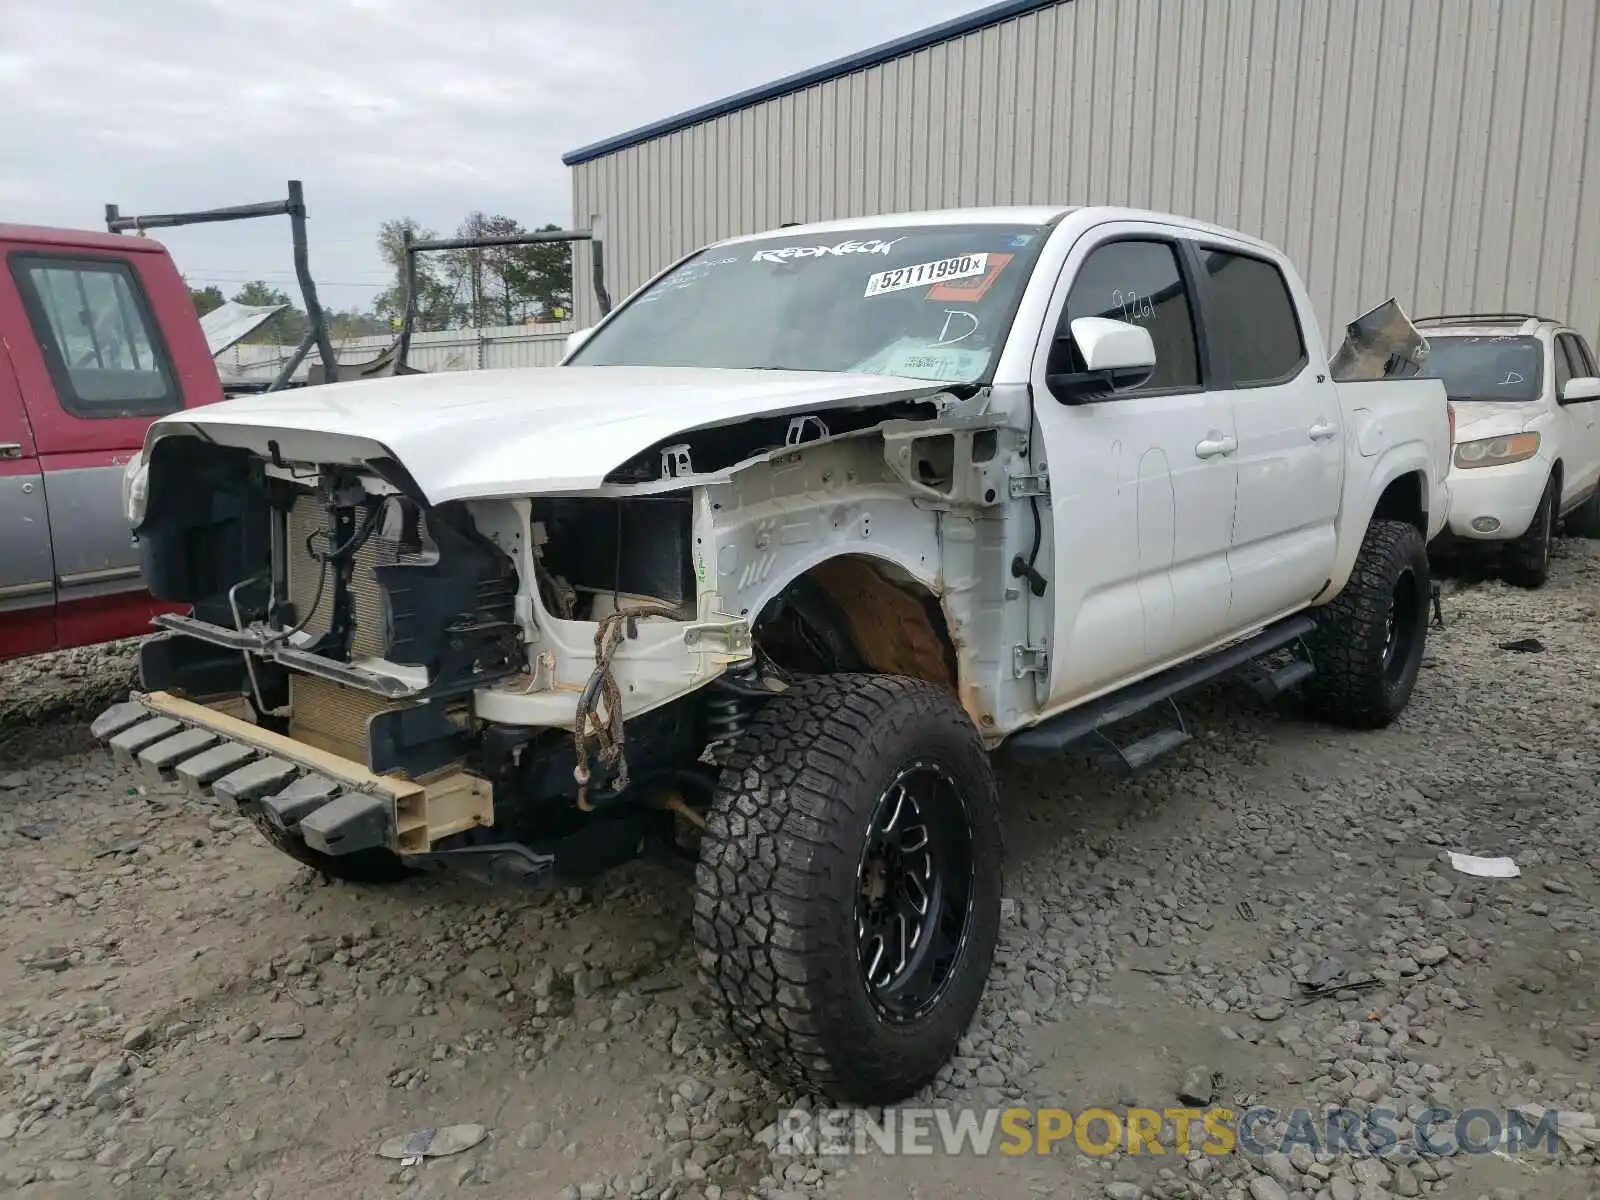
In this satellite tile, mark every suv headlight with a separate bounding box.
[1453,432,1539,469]
[122,453,150,526]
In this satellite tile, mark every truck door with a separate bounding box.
[0,343,56,658]
[1194,244,1343,629]
[2,251,183,645]
[1028,224,1239,709]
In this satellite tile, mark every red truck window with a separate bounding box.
[8,254,182,419]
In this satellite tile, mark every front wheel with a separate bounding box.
[693,674,1002,1104]
[1304,519,1430,730]
[1503,476,1556,588]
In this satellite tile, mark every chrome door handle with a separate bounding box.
[1307,420,1338,441]
[0,442,22,461]
[1195,433,1237,459]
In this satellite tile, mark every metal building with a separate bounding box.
[564,0,1600,344]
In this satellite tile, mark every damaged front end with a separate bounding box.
[100,433,751,885]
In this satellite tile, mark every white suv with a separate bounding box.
[1417,314,1600,586]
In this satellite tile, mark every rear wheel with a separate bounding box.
[1504,476,1556,588]
[1305,519,1430,729]
[693,674,1001,1104]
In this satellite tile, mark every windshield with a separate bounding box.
[568,224,1049,383]
[1419,335,1544,401]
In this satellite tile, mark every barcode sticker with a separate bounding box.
[864,253,990,298]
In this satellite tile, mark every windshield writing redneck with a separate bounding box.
[569,225,1046,384]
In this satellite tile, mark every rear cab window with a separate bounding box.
[8,255,182,419]
[1195,248,1308,386]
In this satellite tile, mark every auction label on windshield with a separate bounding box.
[864,253,989,298]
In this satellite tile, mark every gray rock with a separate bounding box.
[1179,1064,1215,1105]
[83,1055,129,1100]
[1351,1157,1390,1188]
[1415,945,1449,966]
[1104,1185,1145,1200]
[1261,1150,1299,1188]
[1248,1177,1289,1200]
[120,1023,154,1051]
[261,1023,305,1041]
[1351,1077,1383,1103]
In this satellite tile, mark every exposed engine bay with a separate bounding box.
[117,383,1023,888]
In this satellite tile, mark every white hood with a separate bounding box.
[150,366,951,503]
[1450,400,1539,439]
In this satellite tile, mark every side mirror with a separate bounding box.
[1560,376,1600,404]
[1047,317,1157,404]
[564,327,596,359]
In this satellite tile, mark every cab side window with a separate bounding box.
[1575,335,1600,377]
[1050,239,1200,392]
[1555,335,1577,394]
[9,255,181,419]
[1198,249,1308,386]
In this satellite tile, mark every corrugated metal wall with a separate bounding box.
[571,0,1600,348]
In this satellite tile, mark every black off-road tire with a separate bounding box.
[694,674,1002,1104]
[1503,476,1556,589]
[1562,482,1600,539]
[1304,519,1430,730]
[248,814,413,884]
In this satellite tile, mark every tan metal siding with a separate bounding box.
[572,0,1600,349]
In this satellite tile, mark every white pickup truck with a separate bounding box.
[97,206,1451,1103]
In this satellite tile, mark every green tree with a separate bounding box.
[327,308,388,339]
[505,223,574,320]
[374,217,461,331]
[187,283,226,316]
[230,281,308,346]
[443,213,575,327]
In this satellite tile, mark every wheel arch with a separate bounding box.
[1370,470,1429,533]
[1321,450,1435,602]
[751,552,961,692]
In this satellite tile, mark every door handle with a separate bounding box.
[1307,420,1338,441]
[0,442,21,461]
[1194,433,1237,459]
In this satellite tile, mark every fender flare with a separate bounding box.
[1320,445,1434,601]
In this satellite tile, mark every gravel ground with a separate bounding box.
[1,545,1597,1200]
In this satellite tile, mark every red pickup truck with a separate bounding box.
[0,224,223,660]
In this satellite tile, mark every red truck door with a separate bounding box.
[1,240,194,649]
[0,343,56,658]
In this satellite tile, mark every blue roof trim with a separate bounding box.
[561,0,1065,166]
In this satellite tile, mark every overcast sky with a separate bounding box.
[2,0,978,310]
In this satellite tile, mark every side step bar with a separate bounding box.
[91,691,492,858]
[1006,614,1317,764]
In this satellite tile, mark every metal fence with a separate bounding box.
[214,322,577,385]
